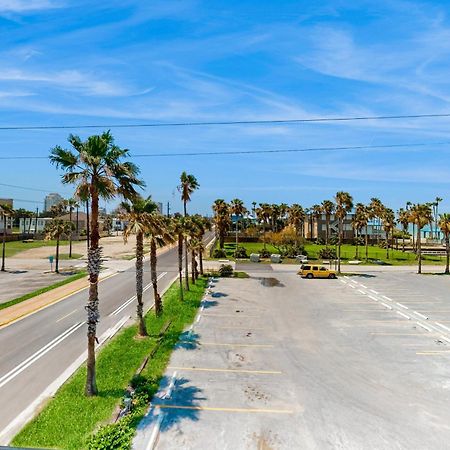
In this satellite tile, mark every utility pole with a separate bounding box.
[167,201,170,218]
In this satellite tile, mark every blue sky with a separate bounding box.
[1,0,450,215]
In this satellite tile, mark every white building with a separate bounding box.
[0,198,14,234]
[20,217,52,233]
[44,193,64,212]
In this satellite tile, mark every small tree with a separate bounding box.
[44,219,74,273]
[439,213,450,274]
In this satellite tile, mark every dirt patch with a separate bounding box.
[258,277,284,287]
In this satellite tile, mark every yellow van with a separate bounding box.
[299,264,337,279]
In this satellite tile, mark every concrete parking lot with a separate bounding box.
[134,267,450,450]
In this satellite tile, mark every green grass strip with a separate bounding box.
[13,277,207,450]
[0,271,87,311]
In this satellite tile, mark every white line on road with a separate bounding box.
[435,322,450,332]
[55,309,77,323]
[196,315,201,324]
[382,295,393,302]
[360,284,367,288]
[416,322,432,332]
[110,272,167,316]
[146,410,165,450]
[368,295,379,302]
[349,284,356,289]
[381,302,393,310]
[396,302,409,310]
[0,322,85,389]
[414,312,429,320]
[369,289,378,294]
[397,311,411,320]
[357,289,366,294]
[340,280,347,284]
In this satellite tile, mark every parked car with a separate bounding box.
[298,264,337,279]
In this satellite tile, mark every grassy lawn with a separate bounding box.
[42,253,83,260]
[13,278,207,450]
[3,240,69,257]
[0,271,87,311]
[214,241,445,266]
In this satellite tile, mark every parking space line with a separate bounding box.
[155,404,294,414]
[202,313,261,318]
[416,351,450,355]
[370,332,431,336]
[217,326,265,330]
[167,366,282,375]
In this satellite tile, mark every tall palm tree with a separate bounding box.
[178,172,199,291]
[171,215,190,301]
[335,191,353,273]
[121,196,156,336]
[279,203,289,228]
[191,214,211,275]
[230,198,247,247]
[382,208,396,259]
[44,219,74,274]
[50,131,144,397]
[369,198,385,244]
[288,204,305,237]
[0,203,14,272]
[352,203,366,260]
[321,200,335,245]
[398,208,410,252]
[311,204,322,240]
[434,197,443,239]
[66,198,79,258]
[409,203,433,274]
[147,214,174,316]
[438,213,450,274]
[213,199,230,249]
[259,203,272,247]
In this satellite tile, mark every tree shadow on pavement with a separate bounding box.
[201,299,218,309]
[211,292,228,298]
[176,331,201,350]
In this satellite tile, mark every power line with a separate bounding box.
[0,140,450,160]
[0,112,450,131]
[0,182,68,193]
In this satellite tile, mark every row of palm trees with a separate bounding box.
[49,131,207,397]
[210,194,450,275]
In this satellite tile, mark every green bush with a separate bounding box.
[318,247,337,259]
[213,248,227,258]
[259,248,271,258]
[280,244,305,258]
[328,235,338,245]
[218,264,234,277]
[233,246,248,258]
[87,414,135,450]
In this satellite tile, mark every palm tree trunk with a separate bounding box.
[365,225,369,261]
[86,200,90,250]
[386,231,389,259]
[199,248,204,275]
[150,238,162,316]
[235,218,239,247]
[178,234,184,301]
[55,237,60,273]
[85,189,100,397]
[191,250,196,283]
[417,226,422,274]
[183,200,189,290]
[326,217,330,245]
[1,216,6,272]
[69,207,73,258]
[445,236,449,275]
[338,219,342,273]
[355,229,359,259]
[136,231,147,335]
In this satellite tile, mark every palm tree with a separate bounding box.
[147,214,174,316]
[311,204,322,240]
[171,215,190,301]
[0,203,14,272]
[66,198,79,258]
[335,191,353,273]
[435,197,443,239]
[259,203,272,247]
[288,204,305,237]
[50,131,144,397]
[382,208,396,259]
[438,213,450,274]
[398,208,410,252]
[213,199,230,249]
[178,172,199,291]
[191,214,211,275]
[44,219,74,274]
[321,200,335,245]
[121,196,156,336]
[369,198,385,244]
[409,203,433,274]
[352,203,366,260]
[230,199,246,247]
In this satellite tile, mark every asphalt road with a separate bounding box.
[133,266,450,449]
[0,233,214,445]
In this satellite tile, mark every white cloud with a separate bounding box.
[0,0,60,12]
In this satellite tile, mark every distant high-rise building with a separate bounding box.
[44,193,64,212]
[157,202,163,214]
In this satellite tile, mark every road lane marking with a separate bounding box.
[396,311,411,320]
[369,289,379,294]
[154,404,294,414]
[396,302,408,309]
[416,322,432,332]
[168,366,282,374]
[110,272,167,316]
[145,410,165,450]
[359,284,367,288]
[368,295,379,301]
[414,312,428,320]
[0,322,84,389]
[357,289,366,294]
[381,302,393,310]
[55,309,77,323]
[382,295,393,301]
[435,322,450,332]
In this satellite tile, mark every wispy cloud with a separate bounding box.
[0,0,60,13]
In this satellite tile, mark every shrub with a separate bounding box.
[316,237,325,245]
[218,264,234,277]
[213,248,227,258]
[87,414,135,450]
[233,246,248,258]
[328,235,339,245]
[318,247,337,259]
[353,236,364,246]
[281,244,305,258]
[259,248,271,258]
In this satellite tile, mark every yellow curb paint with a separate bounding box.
[168,366,282,375]
[155,404,294,414]
[0,272,117,329]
